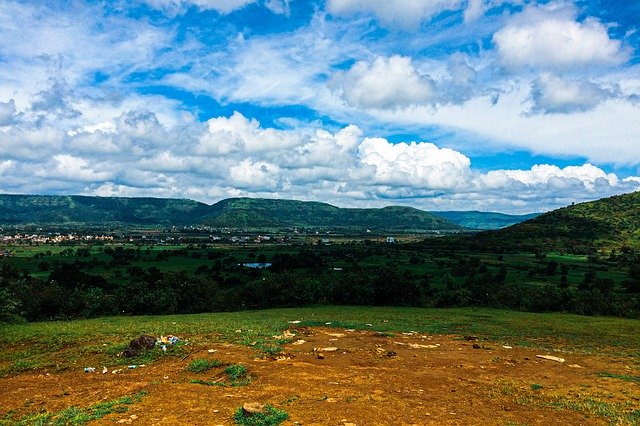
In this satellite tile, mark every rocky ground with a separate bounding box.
[2,326,639,425]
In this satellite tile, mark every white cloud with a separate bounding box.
[0,99,20,126]
[334,56,435,109]
[229,159,282,190]
[38,154,112,183]
[358,137,471,188]
[0,160,14,175]
[327,0,464,29]
[476,164,619,191]
[493,5,631,70]
[529,73,614,114]
[142,0,257,15]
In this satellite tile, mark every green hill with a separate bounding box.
[0,194,209,226]
[0,195,460,232]
[204,198,459,231]
[469,191,640,252]
[432,211,540,230]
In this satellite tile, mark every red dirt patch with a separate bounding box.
[2,327,638,425]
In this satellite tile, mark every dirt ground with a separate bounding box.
[1,327,639,425]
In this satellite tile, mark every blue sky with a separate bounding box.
[0,0,639,213]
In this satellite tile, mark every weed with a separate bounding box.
[185,358,221,373]
[225,364,251,386]
[0,391,146,425]
[531,383,544,391]
[597,371,640,384]
[233,404,288,426]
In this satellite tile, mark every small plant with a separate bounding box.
[225,364,251,386]
[185,358,221,373]
[531,383,544,391]
[233,404,288,426]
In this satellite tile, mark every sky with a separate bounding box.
[0,0,639,213]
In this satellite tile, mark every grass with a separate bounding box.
[1,306,639,376]
[185,358,221,373]
[225,364,251,386]
[189,363,251,387]
[0,391,146,425]
[597,372,640,384]
[233,404,288,426]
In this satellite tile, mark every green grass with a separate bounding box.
[225,364,251,386]
[185,358,221,373]
[0,391,146,425]
[233,404,288,426]
[1,306,639,376]
[597,371,640,384]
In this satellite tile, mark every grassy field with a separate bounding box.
[2,306,639,378]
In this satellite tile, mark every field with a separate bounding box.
[1,307,639,425]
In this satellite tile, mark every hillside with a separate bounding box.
[204,198,459,231]
[0,194,209,226]
[432,211,540,230]
[0,195,460,232]
[468,191,640,252]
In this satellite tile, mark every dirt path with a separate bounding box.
[2,327,638,425]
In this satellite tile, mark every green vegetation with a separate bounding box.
[185,358,221,373]
[597,372,640,383]
[0,191,639,323]
[225,364,251,386]
[0,194,460,231]
[0,391,146,425]
[1,307,639,377]
[465,191,640,252]
[432,210,540,230]
[233,404,288,426]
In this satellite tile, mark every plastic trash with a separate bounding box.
[84,367,95,373]
[128,365,138,369]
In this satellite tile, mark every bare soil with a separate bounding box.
[2,327,639,425]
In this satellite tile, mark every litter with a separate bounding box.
[288,320,301,324]
[102,367,108,374]
[84,367,95,373]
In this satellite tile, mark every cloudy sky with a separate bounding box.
[0,0,639,213]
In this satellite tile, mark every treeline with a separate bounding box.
[1,249,639,322]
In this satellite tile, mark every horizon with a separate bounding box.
[1,1,639,214]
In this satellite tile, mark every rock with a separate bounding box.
[242,402,267,415]
[409,343,438,349]
[386,351,397,357]
[317,347,338,352]
[317,353,325,360]
[502,346,513,349]
[568,364,582,368]
[463,335,478,341]
[122,335,156,358]
[472,344,481,349]
[292,339,306,345]
[536,355,565,363]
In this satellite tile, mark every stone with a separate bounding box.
[242,402,267,416]
[536,355,565,363]
[472,344,481,349]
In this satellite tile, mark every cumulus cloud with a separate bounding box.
[359,138,471,188]
[493,5,631,70]
[476,164,619,191]
[334,56,435,109]
[529,73,614,114]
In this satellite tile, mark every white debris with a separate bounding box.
[536,355,565,363]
